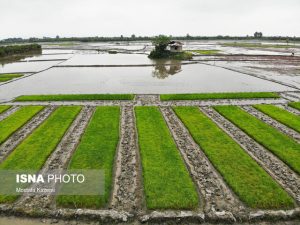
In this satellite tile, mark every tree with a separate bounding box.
[131,34,136,39]
[148,35,171,59]
[152,35,171,51]
[254,32,263,38]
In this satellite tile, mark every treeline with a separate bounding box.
[0,44,41,58]
[1,35,300,44]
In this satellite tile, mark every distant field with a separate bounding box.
[14,94,135,101]
[44,42,78,47]
[160,92,280,101]
[222,42,298,49]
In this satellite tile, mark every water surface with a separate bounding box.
[0,63,293,102]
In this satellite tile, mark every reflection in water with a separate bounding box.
[0,51,42,67]
[152,60,182,79]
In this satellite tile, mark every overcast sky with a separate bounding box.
[0,0,299,39]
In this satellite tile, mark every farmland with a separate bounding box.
[0,92,299,224]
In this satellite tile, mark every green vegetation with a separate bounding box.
[135,106,198,209]
[57,107,120,208]
[14,94,134,101]
[222,42,296,49]
[0,44,41,58]
[0,106,81,203]
[0,73,23,82]
[0,78,11,82]
[189,49,221,55]
[0,106,44,145]
[214,106,300,175]
[0,105,11,114]
[288,102,300,111]
[170,51,193,60]
[174,106,294,209]
[160,92,280,101]
[254,105,300,133]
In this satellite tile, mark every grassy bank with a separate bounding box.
[0,106,44,145]
[57,107,120,208]
[160,92,280,101]
[174,106,293,209]
[0,105,11,114]
[0,106,81,203]
[14,94,134,101]
[135,106,198,209]
[254,105,300,133]
[288,102,300,111]
[0,74,23,82]
[214,106,300,175]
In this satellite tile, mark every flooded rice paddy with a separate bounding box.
[0,64,294,101]
[0,40,299,102]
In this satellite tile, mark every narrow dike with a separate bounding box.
[14,106,95,210]
[160,107,243,219]
[201,106,300,205]
[242,106,300,142]
[0,106,56,163]
[111,106,139,212]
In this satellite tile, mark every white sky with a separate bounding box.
[0,0,299,39]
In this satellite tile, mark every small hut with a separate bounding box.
[168,41,183,53]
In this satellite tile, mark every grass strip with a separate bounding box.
[57,106,120,208]
[174,106,294,209]
[189,49,220,55]
[135,106,198,210]
[288,102,300,111]
[0,77,12,82]
[14,94,134,101]
[0,73,23,79]
[0,105,11,114]
[214,106,300,175]
[0,106,44,145]
[160,92,280,101]
[0,106,81,203]
[254,104,300,133]
[0,73,23,82]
